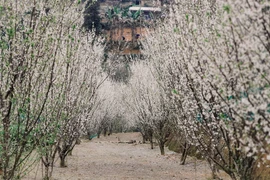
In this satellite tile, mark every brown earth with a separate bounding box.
[23,133,230,180]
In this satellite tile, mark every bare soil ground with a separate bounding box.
[23,133,229,180]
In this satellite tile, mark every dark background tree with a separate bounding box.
[83,0,102,34]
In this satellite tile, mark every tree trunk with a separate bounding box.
[2,116,11,180]
[103,127,107,136]
[207,158,220,180]
[60,156,67,168]
[43,165,49,180]
[0,161,2,176]
[211,165,218,180]
[140,132,146,143]
[149,132,154,149]
[181,142,190,165]
[108,125,113,136]
[76,138,81,145]
[228,172,239,180]
[150,139,154,149]
[239,157,254,180]
[142,135,146,143]
[159,140,165,155]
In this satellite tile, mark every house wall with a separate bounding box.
[106,27,148,42]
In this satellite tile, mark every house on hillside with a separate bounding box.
[99,0,167,54]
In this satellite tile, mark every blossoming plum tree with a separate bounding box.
[0,0,105,179]
[142,0,270,179]
[121,62,174,155]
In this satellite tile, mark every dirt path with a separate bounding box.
[24,133,227,180]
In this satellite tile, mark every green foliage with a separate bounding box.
[215,30,221,37]
[247,111,255,121]
[227,95,235,100]
[105,8,113,20]
[173,28,180,33]
[196,113,202,122]
[185,14,189,21]
[121,6,130,18]
[113,6,121,15]
[223,5,231,14]
[132,9,141,20]
[7,28,15,38]
[0,40,9,50]
[172,89,179,94]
